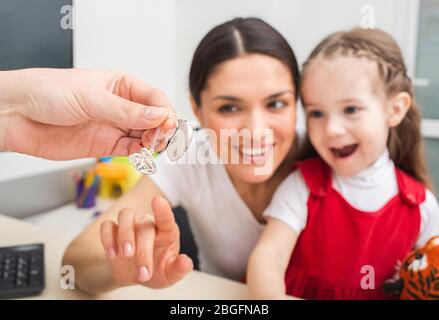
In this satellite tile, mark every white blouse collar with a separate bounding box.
[334,150,394,187]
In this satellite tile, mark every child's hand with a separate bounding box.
[100,196,193,288]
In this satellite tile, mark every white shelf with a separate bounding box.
[0,152,95,183]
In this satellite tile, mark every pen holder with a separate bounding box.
[75,176,99,209]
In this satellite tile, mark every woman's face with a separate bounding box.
[192,53,297,183]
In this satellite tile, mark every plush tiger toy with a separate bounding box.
[384,236,439,300]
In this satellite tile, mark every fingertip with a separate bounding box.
[151,195,165,208]
[152,196,172,217]
[100,220,118,258]
[143,106,168,121]
[100,220,109,234]
[161,117,177,133]
[151,195,159,204]
[100,220,116,241]
[137,266,151,283]
[123,103,169,130]
[165,254,193,285]
[178,254,194,274]
[123,242,135,257]
[106,246,117,258]
[150,196,160,215]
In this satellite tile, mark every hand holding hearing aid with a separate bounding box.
[0,68,176,160]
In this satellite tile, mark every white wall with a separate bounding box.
[74,0,413,124]
[74,0,177,105]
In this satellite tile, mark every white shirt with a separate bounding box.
[149,130,264,281]
[264,151,439,248]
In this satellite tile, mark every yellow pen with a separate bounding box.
[84,169,95,188]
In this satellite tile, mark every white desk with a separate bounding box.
[0,214,248,299]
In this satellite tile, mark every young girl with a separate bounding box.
[247,28,439,300]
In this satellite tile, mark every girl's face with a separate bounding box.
[192,53,297,183]
[301,56,392,177]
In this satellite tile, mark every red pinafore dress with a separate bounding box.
[285,157,424,299]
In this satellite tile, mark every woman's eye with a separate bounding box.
[267,100,287,109]
[308,110,323,118]
[218,104,240,113]
[344,106,359,114]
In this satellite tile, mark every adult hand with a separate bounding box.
[0,68,175,160]
[100,196,194,288]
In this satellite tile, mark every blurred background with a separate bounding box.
[0,0,438,224]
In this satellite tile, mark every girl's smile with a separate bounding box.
[330,143,358,159]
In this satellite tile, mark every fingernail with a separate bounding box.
[145,107,166,120]
[123,242,134,257]
[137,266,150,282]
[107,246,116,258]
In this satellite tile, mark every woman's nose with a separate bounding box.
[247,109,270,131]
[246,109,272,142]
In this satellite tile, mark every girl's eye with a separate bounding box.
[344,106,359,114]
[307,110,323,119]
[218,104,240,113]
[267,100,287,109]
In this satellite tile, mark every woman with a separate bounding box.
[63,17,301,294]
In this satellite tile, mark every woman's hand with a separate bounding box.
[100,196,193,288]
[0,68,175,160]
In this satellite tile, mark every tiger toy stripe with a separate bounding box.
[384,236,439,300]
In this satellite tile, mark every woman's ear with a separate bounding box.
[190,94,204,126]
[387,92,411,127]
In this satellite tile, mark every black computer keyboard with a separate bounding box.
[0,244,45,299]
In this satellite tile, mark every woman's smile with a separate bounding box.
[232,143,276,165]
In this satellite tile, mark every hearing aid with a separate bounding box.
[128,113,194,175]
